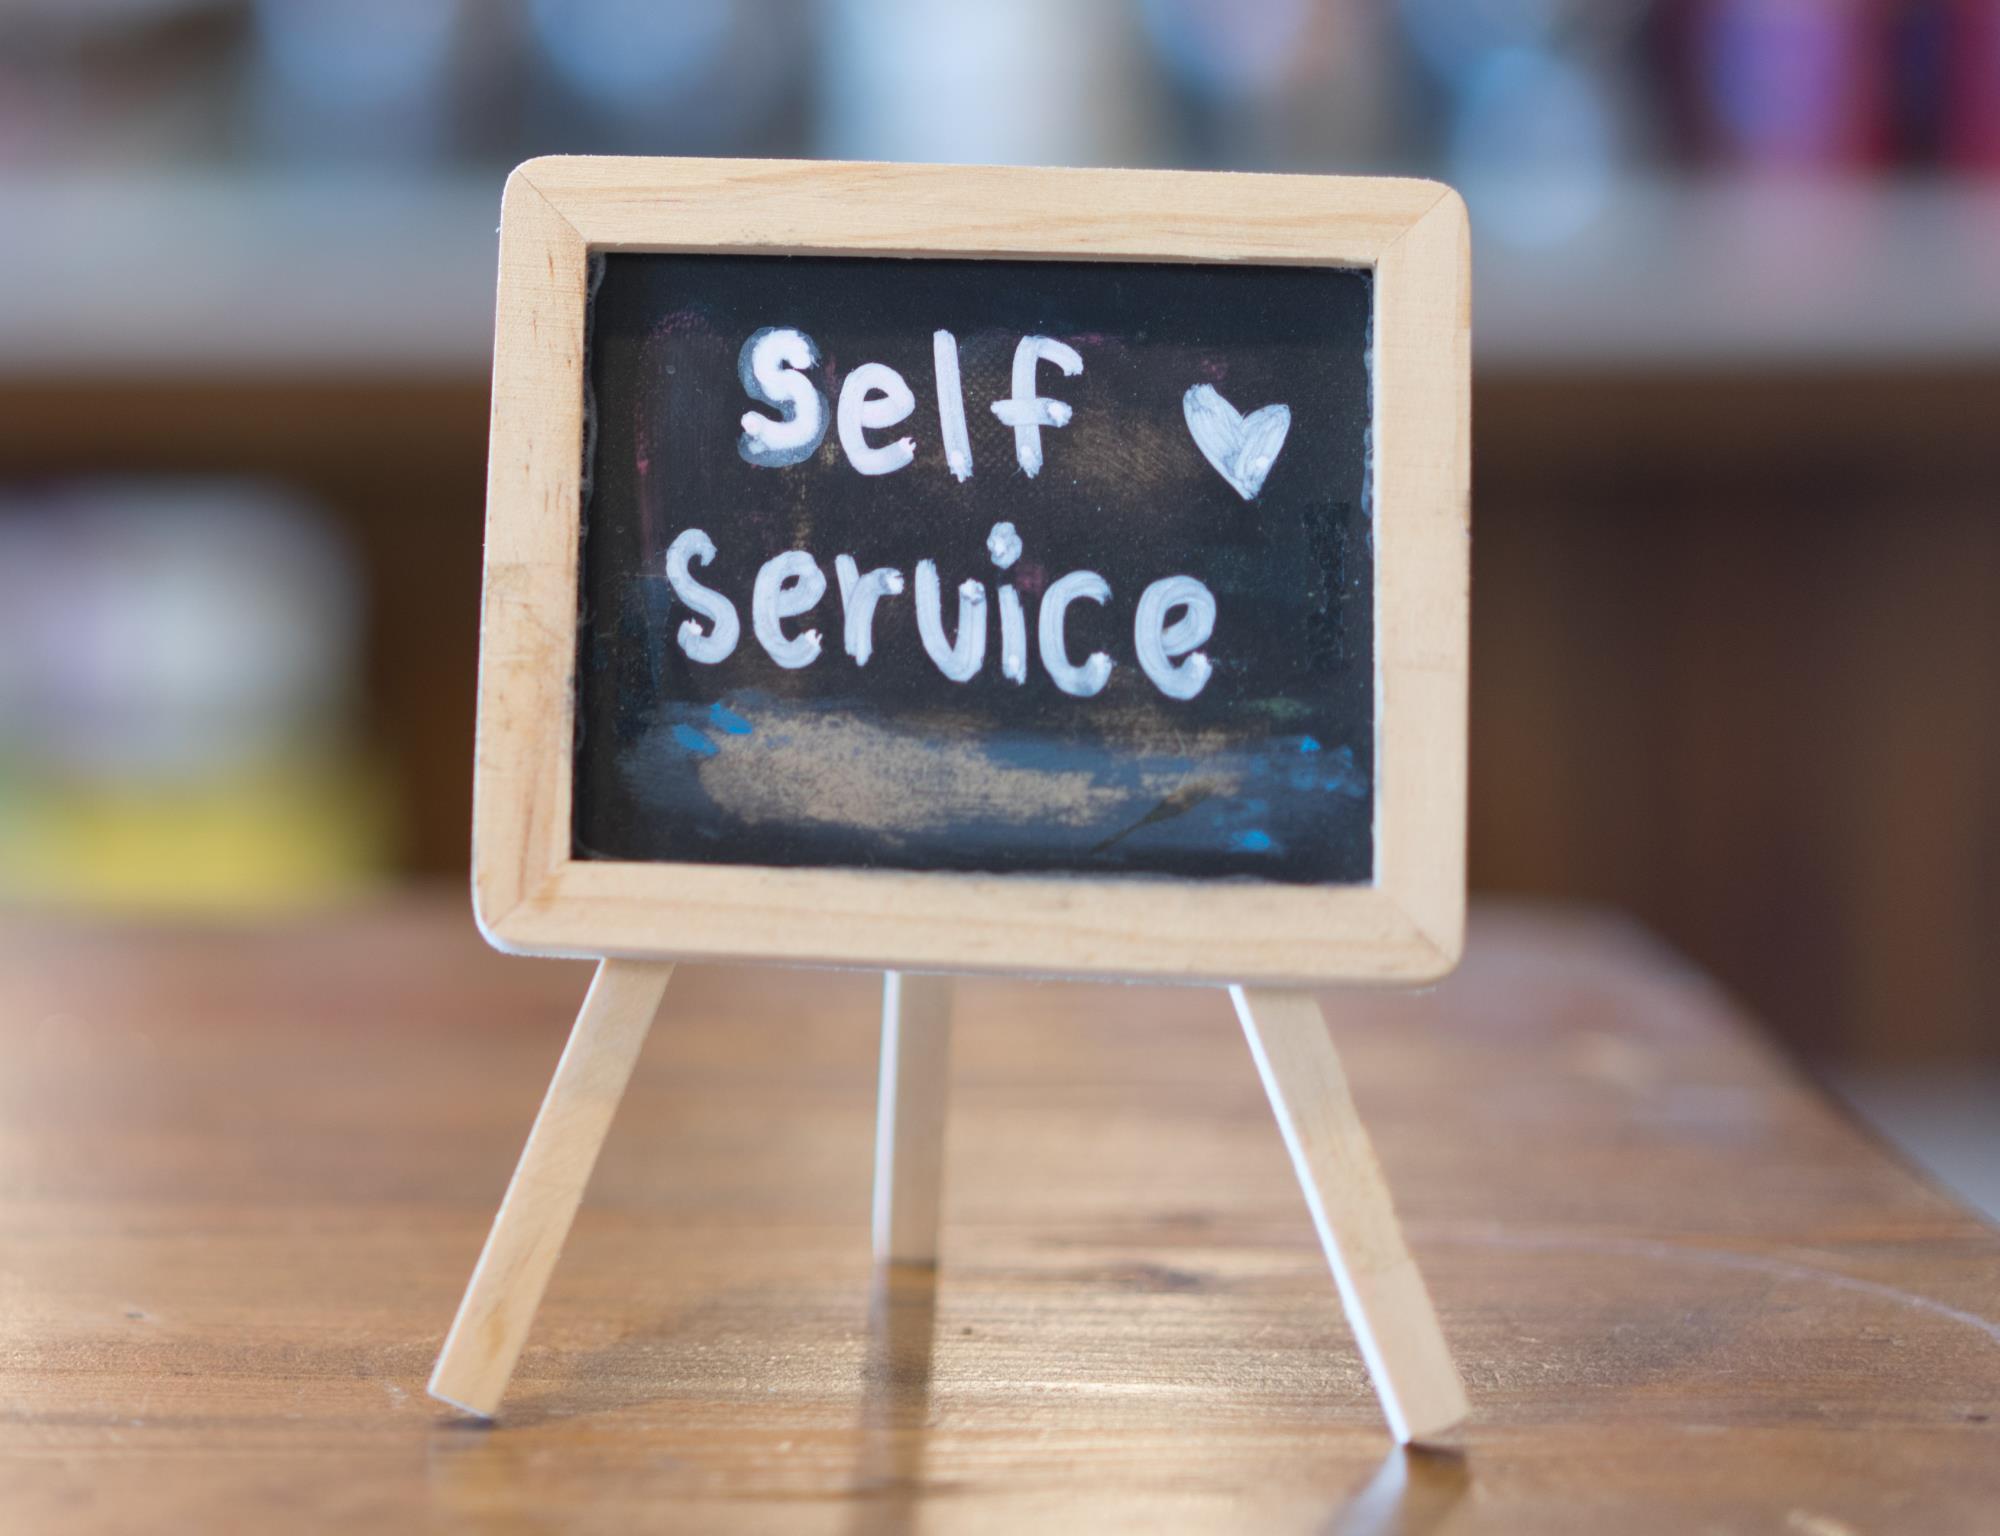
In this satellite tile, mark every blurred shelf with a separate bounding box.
[1474,174,2000,371]
[3,170,1999,375]
[0,172,501,374]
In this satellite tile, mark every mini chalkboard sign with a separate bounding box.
[432,158,1471,1443]
[576,252,1377,887]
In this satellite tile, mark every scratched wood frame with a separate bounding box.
[474,157,1469,984]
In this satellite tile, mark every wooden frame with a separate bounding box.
[472,157,1469,985]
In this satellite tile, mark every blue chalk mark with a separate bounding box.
[671,723,719,757]
[1299,735,1322,754]
[1323,744,1368,799]
[1284,741,1368,799]
[1232,829,1274,853]
[708,701,754,736]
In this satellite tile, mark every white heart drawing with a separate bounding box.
[1182,384,1291,502]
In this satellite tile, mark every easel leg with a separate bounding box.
[429,958,674,1417]
[1231,985,1468,1444]
[871,972,954,1267]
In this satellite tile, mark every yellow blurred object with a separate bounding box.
[0,750,395,913]
[0,478,391,916]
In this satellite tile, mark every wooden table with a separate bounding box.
[1,897,1994,1533]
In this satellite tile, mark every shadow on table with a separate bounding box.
[841,1260,1469,1536]
[843,1261,940,1534]
[418,1260,1467,1534]
[1322,1444,1470,1536]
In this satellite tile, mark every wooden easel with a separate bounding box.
[429,964,1467,1444]
[443,154,1473,1446]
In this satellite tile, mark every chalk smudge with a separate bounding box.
[690,709,1169,834]
[616,691,1372,877]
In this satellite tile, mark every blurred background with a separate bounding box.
[0,2,1994,1204]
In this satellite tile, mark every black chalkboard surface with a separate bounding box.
[574,252,1375,885]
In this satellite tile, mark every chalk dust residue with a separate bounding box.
[695,710,1203,834]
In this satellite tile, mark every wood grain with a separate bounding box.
[430,957,673,1417]
[0,895,1994,1533]
[1233,987,1468,1443]
[472,168,588,941]
[526,155,1448,266]
[473,157,1470,984]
